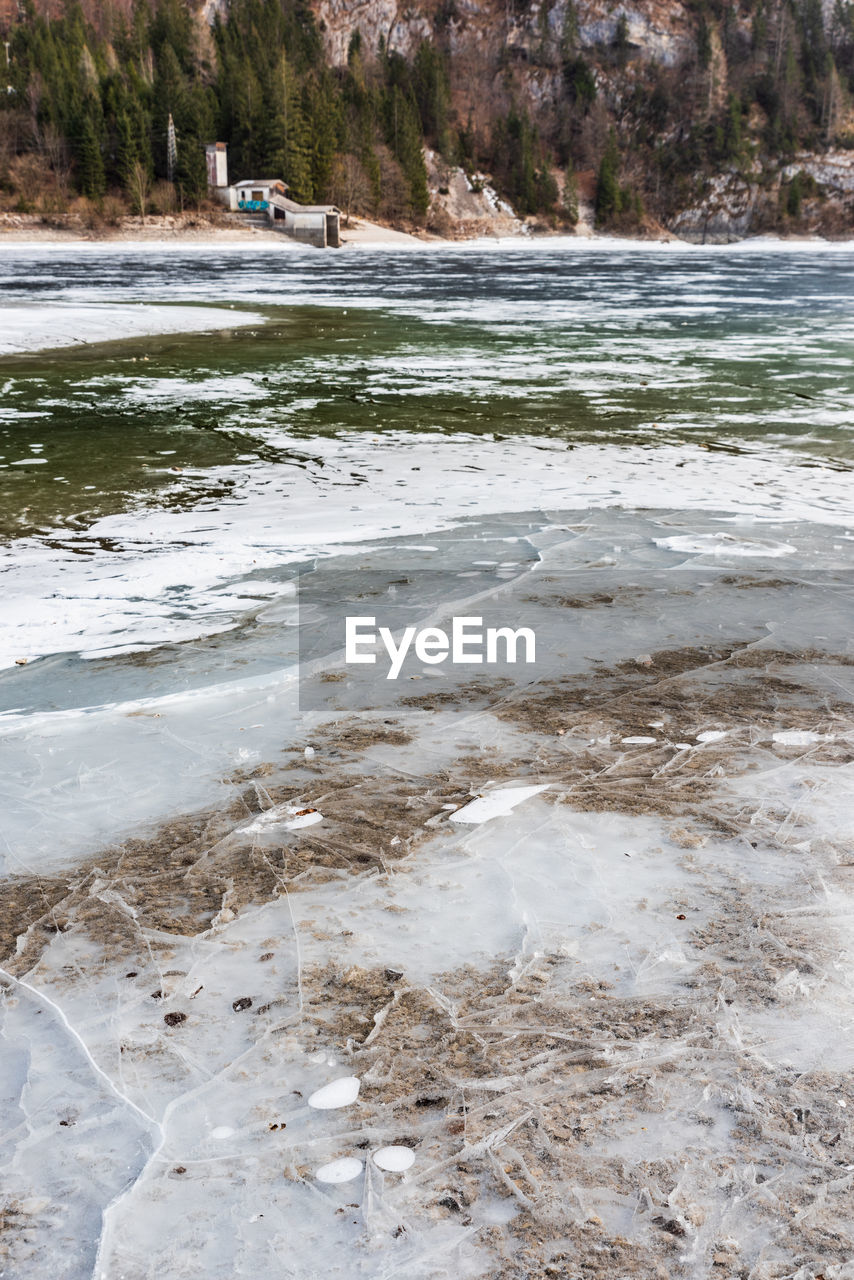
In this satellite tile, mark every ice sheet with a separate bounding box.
[0,302,262,354]
[4,664,854,1276]
[3,434,854,672]
[3,535,854,1276]
[4,246,854,1278]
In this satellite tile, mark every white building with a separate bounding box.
[204,145,340,248]
[204,142,229,190]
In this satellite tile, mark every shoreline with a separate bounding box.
[0,212,850,250]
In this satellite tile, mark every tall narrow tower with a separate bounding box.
[205,142,228,189]
[166,113,177,183]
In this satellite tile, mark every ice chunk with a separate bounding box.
[654,532,796,557]
[284,807,323,830]
[316,1158,363,1184]
[697,730,727,743]
[308,1076,361,1110]
[451,783,550,825]
[772,730,832,745]
[373,1146,416,1172]
[244,804,323,834]
[622,736,657,745]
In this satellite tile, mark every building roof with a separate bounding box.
[234,178,288,191]
[273,195,339,214]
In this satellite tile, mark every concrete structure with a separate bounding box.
[268,190,340,248]
[205,142,228,190]
[204,144,340,247]
[227,178,288,211]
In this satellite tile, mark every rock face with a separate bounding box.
[306,0,854,238]
[669,154,854,243]
[424,149,523,238]
[314,0,696,70]
[783,149,854,199]
[318,0,431,64]
[670,171,760,243]
[311,0,697,156]
[572,2,692,67]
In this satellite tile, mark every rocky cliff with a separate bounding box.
[3,0,854,239]
[311,0,854,239]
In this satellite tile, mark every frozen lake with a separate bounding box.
[1,243,854,1279]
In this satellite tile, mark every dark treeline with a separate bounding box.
[1,0,853,228]
[0,0,450,220]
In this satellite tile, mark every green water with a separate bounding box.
[3,266,853,541]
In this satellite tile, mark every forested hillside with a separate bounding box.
[2,0,854,235]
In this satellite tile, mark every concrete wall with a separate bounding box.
[213,186,239,211]
[287,213,327,248]
[279,208,340,247]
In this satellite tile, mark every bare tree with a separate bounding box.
[8,152,51,204]
[128,160,151,222]
[378,147,410,224]
[40,122,71,193]
[822,56,843,142]
[0,110,26,179]
[26,70,43,146]
[329,153,371,225]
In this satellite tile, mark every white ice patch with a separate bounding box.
[1,435,852,671]
[655,532,796,557]
[0,302,263,355]
[772,730,833,745]
[373,1146,416,1172]
[315,1158,363,1184]
[307,1076,361,1110]
[451,783,550,824]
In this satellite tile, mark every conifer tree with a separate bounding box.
[595,128,621,223]
[278,53,313,200]
[77,110,105,197]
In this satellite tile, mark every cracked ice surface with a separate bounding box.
[3,516,854,1278]
[7,242,854,1279]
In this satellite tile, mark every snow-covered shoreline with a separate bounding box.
[2,229,853,257]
